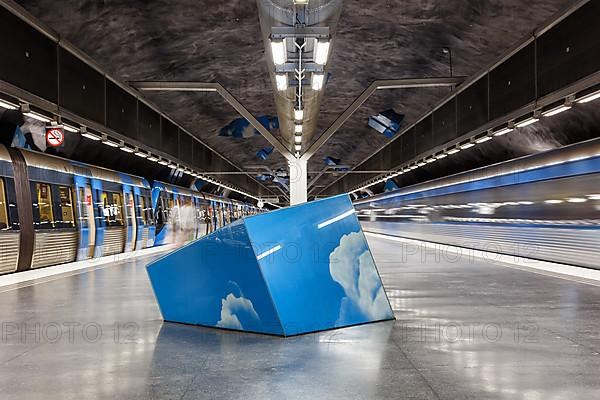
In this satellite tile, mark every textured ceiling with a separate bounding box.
[17,0,578,195]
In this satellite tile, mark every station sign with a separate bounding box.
[45,126,65,147]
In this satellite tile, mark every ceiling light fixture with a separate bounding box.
[81,130,101,141]
[576,89,600,104]
[134,150,149,158]
[24,110,52,123]
[312,73,325,91]
[493,123,514,136]
[460,140,476,149]
[270,40,286,65]
[314,39,330,65]
[275,74,288,91]
[62,123,79,133]
[475,134,493,144]
[0,99,18,110]
[515,116,539,128]
[294,109,304,121]
[294,144,301,152]
[542,104,572,117]
[120,145,135,153]
[102,138,120,147]
[294,135,302,144]
[294,124,303,134]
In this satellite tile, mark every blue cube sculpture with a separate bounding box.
[147,194,394,336]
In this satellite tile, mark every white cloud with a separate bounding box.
[330,232,392,323]
[216,293,260,330]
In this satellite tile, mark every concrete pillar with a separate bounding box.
[288,158,308,205]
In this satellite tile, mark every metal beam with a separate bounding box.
[131,81,295,161]
[300,77,464,161]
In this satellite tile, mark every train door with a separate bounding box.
[90,179,106,258]
[152,185,169,246]
[199,195,209,237]
[207,201,214,233]
[74,176,95,260]
[122,185,137,252]
[134,189,152,249]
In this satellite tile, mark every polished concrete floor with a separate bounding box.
[1,236,600,399]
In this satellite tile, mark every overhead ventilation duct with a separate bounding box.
[257,0,343,155]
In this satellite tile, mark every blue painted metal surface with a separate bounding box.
[147,194,394,336]
[368,109,404,138]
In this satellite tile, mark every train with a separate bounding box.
[0,145,261,275]
[354,138,600,270]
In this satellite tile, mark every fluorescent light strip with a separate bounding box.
[435,153,448,159]
[577,90,600,104]
[317,209,355,229]
[257,244,282,260]
[275,74,288,91]
[294,124,302,134]
[312,74,325,90]
[120,146,134,153]
[81,132,101,141]
[270,40,286,65]
[515,117,539,128]
[158,159,169,166]
[493,127,513,136]
[62,124,79,133]
[447,148,461,154]
[134,151,148,158]
[542,105,571,117]
[460,142,476,149]
[102,139,120,147]
[24,112,52,123]
[147,156,159,162]
[475,136,492,144]
[314,39,330,65]
[0,99,18,110]
[294,135,302,144]
[294,109,304,121]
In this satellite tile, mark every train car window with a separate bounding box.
[155,196,165,228]
[146,197,154,225]
[55,186,75,228]
[0,178,10,230]
[136,195,145,224]
[124,192,135,227]
[3,178,19,230]
[33,182,55,229]
[101,192,124,227]
[77,188,89,229]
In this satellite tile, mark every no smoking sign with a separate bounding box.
[46,127,65,147]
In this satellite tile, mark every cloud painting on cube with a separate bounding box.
[329,232,393,325]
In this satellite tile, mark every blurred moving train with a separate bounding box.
[355,138,600,269]
[0,145,261,275]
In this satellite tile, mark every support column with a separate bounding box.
[288,158,308,205]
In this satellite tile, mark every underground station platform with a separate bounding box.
[1,0,600,399]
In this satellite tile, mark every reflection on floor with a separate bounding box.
[1,236,599,399]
